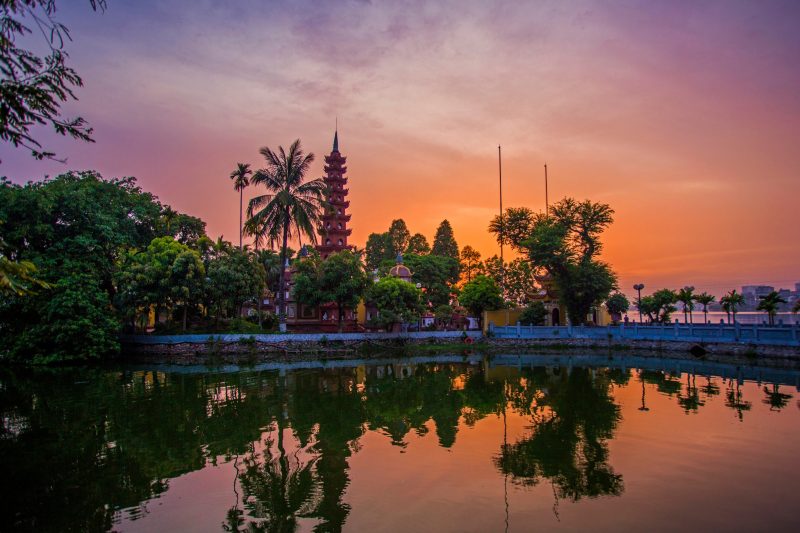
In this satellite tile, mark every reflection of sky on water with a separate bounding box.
[1,358,798,532]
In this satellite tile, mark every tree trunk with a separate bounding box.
[278,209,290,333]
[338,303,344,333]
[239,188,243,250]
[182,304,188,332]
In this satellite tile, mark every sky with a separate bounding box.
[2,0,799,297]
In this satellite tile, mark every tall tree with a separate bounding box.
[605,293,630,323]
[404,253,459,308]
[293,249,370,332]
[406,233,430,255]
[387,219,411,256]
[0,0,105,161]
[513,198,616,324]
[431,219,459,261]
[366,276,423,332]
[230,163,252,249]
[0,171,168,362]
[756,290,787,326]
[676,287,695,324]
[459,245,482,284]
[488,207,536,251]
[459,275,503,329]
[693,292,715,324]
[365,232,392,271]
[637,289,677,324]
[720,290,745,324]
[246,140,325,332]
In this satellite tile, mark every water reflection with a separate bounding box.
[0,355,798,532]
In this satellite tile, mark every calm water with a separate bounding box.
[667,311,799,325]
[1,355,799,532]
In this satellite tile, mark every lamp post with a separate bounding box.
[633,283,645,323]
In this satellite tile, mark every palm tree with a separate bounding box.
[246,140,326,332]
[720,290,744,324]
[676,286,695,324]
[693,292,715,324]
[756,290,787,326]
[230,163,252,250]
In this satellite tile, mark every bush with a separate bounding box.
[519,301,547,326]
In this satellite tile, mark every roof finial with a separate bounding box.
[333,117,339,152]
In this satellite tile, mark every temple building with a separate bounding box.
[316,130,353,259]
[284,129,360,331]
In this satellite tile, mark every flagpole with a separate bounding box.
[544,163,549,215]
[498,145,504,279]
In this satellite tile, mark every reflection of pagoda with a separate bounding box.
[316,129,352,259]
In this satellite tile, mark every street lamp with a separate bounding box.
[633,283,645,323]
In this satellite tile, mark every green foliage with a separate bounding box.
[518,301,547,326]
[693,292,716,322]
[0,172,186,362]
[205,246,265,326]
[720,289,745,324]
[676,287,695,322]
[459,275,503,325]
[0,0,105,161]
[756,291,788,326]
[0,247,49,295]
[488,207,536,251]
[514,198,617,324]
[638,289,678,323]
[459,245,483,284]
[366,276,423,330]
[431,219,459,261]
[293,249,370,331]
[387,219,411,256]
[605,292,630,319]
[116,237,206,332]
[406,233,430,255]
[404,253,459,308]
[434,304,455,329]
[245,140,325,330]
[365,232,393,271]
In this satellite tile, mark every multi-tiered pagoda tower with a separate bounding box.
[316,130,352,258]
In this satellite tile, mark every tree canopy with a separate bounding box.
[0,0,105,161]
[292,249,370,332]
[431,219,459,261]
[366,276,423,331]
[494,199,617,324]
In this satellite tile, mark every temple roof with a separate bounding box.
[333,129,339,152]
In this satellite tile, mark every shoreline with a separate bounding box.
[119,334,800,369]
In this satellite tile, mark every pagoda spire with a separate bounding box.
[316,127,352,259]
[333,124,339,152]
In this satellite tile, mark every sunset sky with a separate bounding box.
[2,0,798,297]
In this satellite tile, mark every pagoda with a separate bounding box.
[316,129,352,258]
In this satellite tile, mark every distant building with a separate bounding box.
[742,285,774,306]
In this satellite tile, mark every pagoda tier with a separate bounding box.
[327,200,350,209]
[315,129,353,258]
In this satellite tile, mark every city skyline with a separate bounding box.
[2,0,798,295]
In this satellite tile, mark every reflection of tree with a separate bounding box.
[236,428,320,532]
[762,384,793,411]
[677,374,705,413]
[700,376,720,399]
[640,370,682,396]
[725,380,752,421]
[495,368,624,503]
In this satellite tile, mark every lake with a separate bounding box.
[1,354,799,532]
